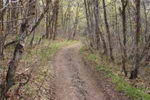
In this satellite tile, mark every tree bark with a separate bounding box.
[130,0,141,79]
[0,0,4,59]
[46,0,50,38]
[102,0,114,61]
[53,0,60,40]
[143,1,148,43]
[121,0,128,77]
[94,0,107,54]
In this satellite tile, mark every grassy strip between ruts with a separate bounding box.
[80,46,150,100]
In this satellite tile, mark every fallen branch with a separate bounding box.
[4,40,17,49]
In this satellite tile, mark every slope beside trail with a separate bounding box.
[53,43,128,100]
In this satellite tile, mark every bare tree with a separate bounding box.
[102,0,114,61]
[93,0,107,54]
[120,0,128,76]
[130,0,141,79]
[0,0,4,59]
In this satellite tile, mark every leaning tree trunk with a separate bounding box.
[2,0,37,96]
[0,21,26,99]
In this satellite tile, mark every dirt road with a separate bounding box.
[53,43,128,100]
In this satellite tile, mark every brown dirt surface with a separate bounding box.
[53,43,129,100]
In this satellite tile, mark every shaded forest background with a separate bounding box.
[0,0,150,99]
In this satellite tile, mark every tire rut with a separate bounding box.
[53,43,107,100]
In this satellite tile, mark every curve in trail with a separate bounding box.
[53,43,107,100]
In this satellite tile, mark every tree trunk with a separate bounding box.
[46,0,50,38]
[84,0,95,48]
[53,0,60,40]
[121,0,128,77]
[94,0,107,54]
[102,0,114,61]
[0,0,4,59]
[130,0,141,79]
[143,1,148,43]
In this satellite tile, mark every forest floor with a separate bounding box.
[52,43,128,100]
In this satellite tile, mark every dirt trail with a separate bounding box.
[53,43,128,100]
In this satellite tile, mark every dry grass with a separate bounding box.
[80,46,150,100]
[0,39,78,99]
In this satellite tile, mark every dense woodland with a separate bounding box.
[0,0,150,99]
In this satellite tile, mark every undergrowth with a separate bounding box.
[80,46,150,100]
[22,40,78,99]
[1,40,78,99]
